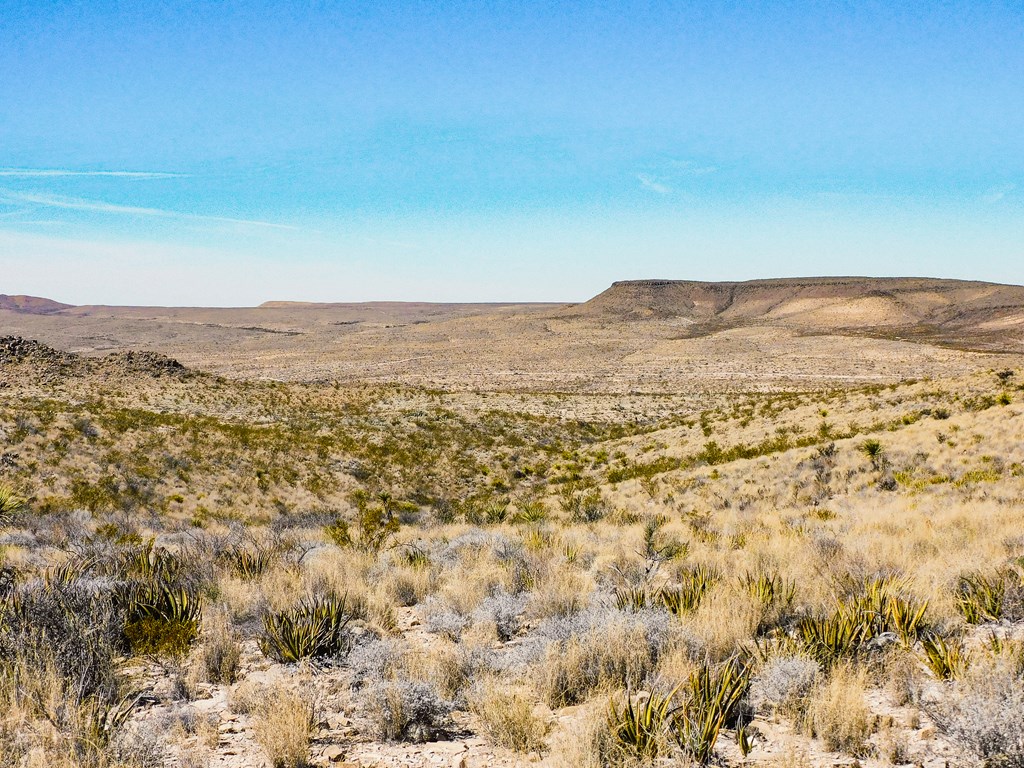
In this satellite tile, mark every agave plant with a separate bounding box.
[661,564,719,616]
[920,632,969,680]
[220,546,274,580]
[956,572,1004,624]
[260,593,354,663]
[670,657,752,764]
[607,687,677,761]
[0,483,26,525]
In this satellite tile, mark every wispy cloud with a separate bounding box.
[982,183,1015,204]
[637,173,672,195]
[0,168,186,178]
[0,190,299,231]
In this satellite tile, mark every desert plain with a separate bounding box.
[2,276,1024,768]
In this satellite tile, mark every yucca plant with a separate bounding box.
[956,572,1004,624]
[670,657,752,764]
[661,565,719,616]
[614,585,652,613]
[607,688,677,761]
[122,583,202,656]
[260,593,354,663]
[859,439,884,470]
[220,546,274,580]
[512,500,548,524]
[797,607,872,667]
[920,632,969,680]
[741,570,796,610]
[0,483,26,525]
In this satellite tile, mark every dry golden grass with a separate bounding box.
[468,678,549,754]
[802,663,875,755]
[251,683,317,768]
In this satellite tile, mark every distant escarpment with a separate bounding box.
[571,277,1024,351]
[0,294,73,314]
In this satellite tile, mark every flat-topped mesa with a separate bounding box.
[574,277,1024,334]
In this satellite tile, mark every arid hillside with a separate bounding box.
[1,328,1023,768]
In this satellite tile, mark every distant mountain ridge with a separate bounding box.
[0,294,73,314]
[571,276,1024,350]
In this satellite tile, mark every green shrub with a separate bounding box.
[122,584,202,657]
[920,632,969,680]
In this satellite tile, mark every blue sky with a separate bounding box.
[1,1,1022,305]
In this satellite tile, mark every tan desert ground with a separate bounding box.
[2,276,1024,768]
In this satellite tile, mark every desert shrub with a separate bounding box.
[197,610,241,684]
[1,577,124,703]
[536,606,670,707]
[420,597,470,641]
[469,679,548,753]
[748,655,819,717]
[927,661,1024,767]
[802,663,874,756]
[0,576,138,765]
[669,657,751,765]
[347,636,406,689]
[474,591,528,641]
[252,684,316,768]
[363,679,453,742]
[558,483,608,523]
[405,640,474,700]
[260,593,355,663]
[1002,568,1024,621]
[325,492,400,553]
